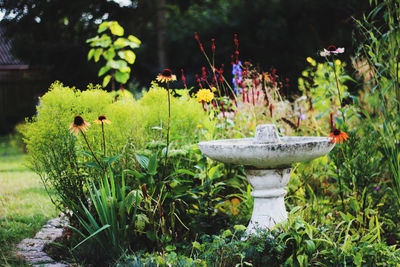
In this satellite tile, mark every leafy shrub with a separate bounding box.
[22,82,136,210]
[116,252,206,267]
[132,81,214,148]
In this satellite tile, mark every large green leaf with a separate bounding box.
[98,66,111,77]
[88,48,96,60]
[106,154,121,167]
[136,154,149,169]
[147,152,158,176]
[114,38,128,49]
[98,21,110,33]
[115,71,129,84]
[128,35,141,44]
[94,48,103,62]
[103,48,116,61]
[118,50,136,64]
[103,75,112,87]
[120,66,131,73]
[107,59,128,69]
[110,21,124,36]
[124,169,145,179]
[92,34,112,48]
[86,36,99,43]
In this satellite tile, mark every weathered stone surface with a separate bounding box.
[198,124,335,169]
[16,214,70,267]
[34,228,63,240]
[42,218,68,229]
[198,124,335,235]
[34,263,70,267]
[20,251,54,264]
[17,238,46,251]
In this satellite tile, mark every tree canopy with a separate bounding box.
[0,0,368,92]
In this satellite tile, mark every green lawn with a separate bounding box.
[0,137,57,266]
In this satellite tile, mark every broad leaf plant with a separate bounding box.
[87,21,141,90]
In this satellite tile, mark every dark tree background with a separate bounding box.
[0,0,369,132]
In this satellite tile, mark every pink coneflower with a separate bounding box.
[69,115,90,136]
[156,69,177,83]
[320,45,344,57]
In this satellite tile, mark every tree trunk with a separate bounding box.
[156,0,167,69]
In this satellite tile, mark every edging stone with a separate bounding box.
[16,214,70,267]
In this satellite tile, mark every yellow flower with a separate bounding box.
[196,89,214,103]
[94,115,111,124]
[69,115,90,136]
[335,59,341,65]
[156,69,177,83]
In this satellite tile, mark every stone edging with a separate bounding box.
[16,214,70,267]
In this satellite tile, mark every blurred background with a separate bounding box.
[0,0,368,134]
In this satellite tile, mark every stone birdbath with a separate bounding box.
[198,124,334,235]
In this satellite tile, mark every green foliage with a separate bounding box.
[328,125,386,216]
[124,147,248,251]
[87,21,141,89]
[116,252,206,267]
[354,1,400,208]
[21,81,245,262]
[132,82,214,148]
[21,81,136,210]
[186,210,400,267]
[298,57,357,130]
[68,169,140,261]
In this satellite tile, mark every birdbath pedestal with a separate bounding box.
[198,124,334,235]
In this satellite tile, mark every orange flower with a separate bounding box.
[69,115,90,135]
[156,69,177,83]
[329,128,348,144]
[230,198,241,215]
[94,115,111,124]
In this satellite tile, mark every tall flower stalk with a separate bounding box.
[320,45,346,123]
[156,69,177,165]
[70,115,103,169]
[95,115,111,157]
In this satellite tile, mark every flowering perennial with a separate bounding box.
[196,89,214,103]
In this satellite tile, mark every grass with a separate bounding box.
[0,136,57,266]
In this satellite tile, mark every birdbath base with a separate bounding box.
[245,167,292,235]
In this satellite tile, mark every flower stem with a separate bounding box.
[80,129,103,169]
[101,122,106,157]
[331,60,346,123]
[164,82,171,166]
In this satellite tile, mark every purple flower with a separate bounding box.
[374,186,380,191]
[2,153,6,157]
[300,113,306,121]
[320,45,344,57]
[232,61,243,94]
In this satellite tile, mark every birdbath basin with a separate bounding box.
[198,124,334,234]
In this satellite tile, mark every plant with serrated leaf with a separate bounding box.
[87,21,141,90]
